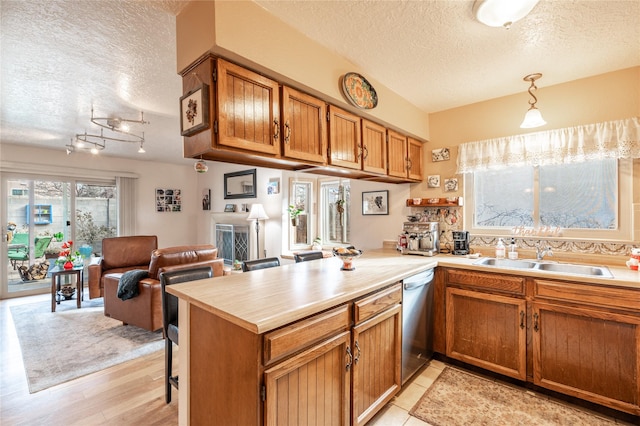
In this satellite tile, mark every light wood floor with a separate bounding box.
[0,293,177,426]
[1,293,634,426]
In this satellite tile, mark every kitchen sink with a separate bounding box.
[473,258,537,269]
[473,258,614,278]
[534,262,613,278]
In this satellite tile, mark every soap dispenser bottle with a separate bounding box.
[508,237,518,259]
[495,238,506,259]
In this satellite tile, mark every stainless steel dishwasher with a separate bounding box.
[402,268,435,384]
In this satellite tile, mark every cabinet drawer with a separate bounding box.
[534,279,640,312]
[263,304,350,365]
[354,283,402,324]
[446,269,524,296]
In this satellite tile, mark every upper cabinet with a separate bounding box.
[407,137,424,181]
[387,130,408,178]
[281,86,327,164]
[328,105,362,170]
[216,59,280,155]
[361,119,387,175]
[181,55,426,183]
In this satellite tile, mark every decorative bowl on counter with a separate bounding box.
[332,247,363,271]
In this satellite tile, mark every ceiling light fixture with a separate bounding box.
[473,0,540,29]
[66,107,150,154]
[520,73,547,129]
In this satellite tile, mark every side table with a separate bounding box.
[51,266,84,312]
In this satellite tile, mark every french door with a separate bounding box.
[1,175,116,299]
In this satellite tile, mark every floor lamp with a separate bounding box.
[247,204,269,259]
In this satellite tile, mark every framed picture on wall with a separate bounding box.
[362,190,389,215]
[180,84,210,136]
[202,188,211,211]
[156,188,182,212]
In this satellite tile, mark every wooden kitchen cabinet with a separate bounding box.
[533,279,640,415]
[216,59,281,155]
[361,119,387,175]
[446,287,527,380]
[328,105,362,170]
[351,284,402,426]
[264,331,351,425]
[387,130,407,178]
[387,131,424,181]
[407,137,424,181]
[280,85,327,164]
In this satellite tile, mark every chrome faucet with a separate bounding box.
[535,241,553,261]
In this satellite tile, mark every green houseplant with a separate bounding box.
[75,210,116,256]
[287,204,303,227]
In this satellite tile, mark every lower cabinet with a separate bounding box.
[264,331,351,425]
[263,283,402,426]
[352,304,402,426]
[533,301,640,414]
[446,287,526,380]
[441,267,640,417]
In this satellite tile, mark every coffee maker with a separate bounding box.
[452,231,470,255]
[401,221,440,256]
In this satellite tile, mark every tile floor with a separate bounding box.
[367,359,635,426]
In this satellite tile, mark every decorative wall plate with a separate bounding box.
[340,72,378,109]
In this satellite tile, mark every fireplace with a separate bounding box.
[215,224,250,265]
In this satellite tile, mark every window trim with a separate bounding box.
[463,158,632,242]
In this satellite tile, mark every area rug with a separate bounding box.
[10,299,164,393]
[410,367,616,425]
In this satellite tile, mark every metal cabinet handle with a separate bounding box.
[520,311,525,329]
[354,341,361,364]
[362,145,369,160]
[273,118,280,141]
[406,157,413,171]
[345,346,353,371]
[284,120,291,144]
[533,313,539,332]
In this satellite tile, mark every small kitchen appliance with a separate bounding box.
[452,231,470,255]
[401,222,439,256]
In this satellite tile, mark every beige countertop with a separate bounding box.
[167,249,640,335]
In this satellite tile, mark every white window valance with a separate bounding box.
[456,117,640,173]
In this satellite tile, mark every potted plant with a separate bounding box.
[287,204,303,227]
[312,237,322,251]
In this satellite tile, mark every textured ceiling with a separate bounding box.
[1,0,639,164]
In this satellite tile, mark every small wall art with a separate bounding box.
[444,178,459,192]
[180,83,210,136]
[267,177,280,195]
[427,175,440,188]
[432,147,450,162]
[156,188,182,212]
[201,188,211,211]
[362,190,389,215]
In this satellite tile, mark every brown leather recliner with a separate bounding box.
[88,235,158,299]
[103,245,224,332]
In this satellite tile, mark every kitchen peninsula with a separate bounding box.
[167,251,640,425]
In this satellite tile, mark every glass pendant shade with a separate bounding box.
[520,107,546,128]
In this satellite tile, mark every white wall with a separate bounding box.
[2,144,412,257]
[0,144,198,248]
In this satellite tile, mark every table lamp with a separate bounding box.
[247,203,269,259]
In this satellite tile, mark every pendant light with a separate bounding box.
[520,73,547,129]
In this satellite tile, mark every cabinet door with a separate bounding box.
[328,105,361,170]
[533,302,640,414]
[446,287,526,380]
[407,137,423,181]
[387,130,407,178]
[361,119,387,175]
[216,59,281,155]
[264,331,351,426]
[352,304,402,426]
[281,86,327,164]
